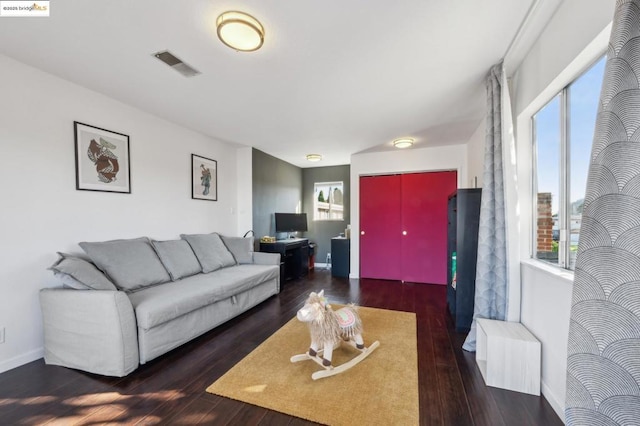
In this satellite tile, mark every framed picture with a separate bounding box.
[74,121,131,193]
[192,154,217,201]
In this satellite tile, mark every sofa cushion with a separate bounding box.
[49,252,117,291]
[220,235,254,264]
[79,237,171,292]
[151,239,201,281]
[53,272,92,290]
[180,233,236,273]
[128,264,279,329]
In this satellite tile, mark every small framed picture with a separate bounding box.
[192,154,217,201]
[74,121,131,193]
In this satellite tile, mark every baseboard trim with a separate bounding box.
[541,379,565,424]
[0,347,44,374]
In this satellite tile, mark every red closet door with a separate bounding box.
[360,175,402,280]
[400,171,457,284]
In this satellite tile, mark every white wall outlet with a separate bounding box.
[0,327,4,344]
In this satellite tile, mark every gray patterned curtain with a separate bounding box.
[566,0,640,423]
[463,63,509,351]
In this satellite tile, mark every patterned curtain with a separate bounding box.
[566,0,640,423]
[462,63,510,351]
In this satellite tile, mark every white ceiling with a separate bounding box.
[0,0,542,167]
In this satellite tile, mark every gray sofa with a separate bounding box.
[39,233,280,376]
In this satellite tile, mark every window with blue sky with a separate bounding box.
[533,56,606,270]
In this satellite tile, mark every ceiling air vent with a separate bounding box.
[153,50,201,77]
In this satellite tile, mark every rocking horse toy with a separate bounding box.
[290,290,380,380]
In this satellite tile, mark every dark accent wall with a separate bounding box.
[302,165,351,266]
[252,149,303,243]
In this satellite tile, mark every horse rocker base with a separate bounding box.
[291,290,380,380]
[291,340,380,380]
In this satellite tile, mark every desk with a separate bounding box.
[260,238,309,281]
[308,243,316,272]
[331,237,350,278]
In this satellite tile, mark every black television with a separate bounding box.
[275,212,308,233]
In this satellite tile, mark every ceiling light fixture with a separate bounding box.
[393,138,414,149]
[216,11,264,52]
[306,154,322,162]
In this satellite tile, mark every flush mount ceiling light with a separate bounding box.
[393,138,414,149]
[306,154,322,162]
[216,11,264,52]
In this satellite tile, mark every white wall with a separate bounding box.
[466,120,485,188]
[511,0,614,419]
[520,261,574,416]
[0,54,249,373]
[513,0,615,117]
[349,144,468,278]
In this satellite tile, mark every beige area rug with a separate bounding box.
[206,306,418,425]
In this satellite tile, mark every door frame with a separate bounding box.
[359,170,458,283]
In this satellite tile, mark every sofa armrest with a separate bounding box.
[253,251,281,265]
[39,288,139,377]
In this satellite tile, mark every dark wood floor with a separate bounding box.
[0,270,562,425]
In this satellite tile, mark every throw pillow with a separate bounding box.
[52,271,93,290]
[220,235,254,264]
[180,233,236,273]
[79,237,171,292]
[151,239,202,281]
[49,252,117,291]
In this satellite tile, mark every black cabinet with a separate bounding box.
[260,238,309,281]
[331,237,350,278]
[447,189,482,332]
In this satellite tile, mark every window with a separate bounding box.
[533,56,605,269]
[313,181,344,221]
